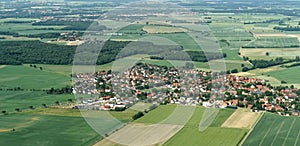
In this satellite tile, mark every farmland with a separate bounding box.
[243,112,300,146]
[2,0,300,146]
[265,66,300,84]
[0,91,73,112]
[134,104,177,124]
[242,37,300,48]
[163,107,248,146]
[0,65,71,89]
[142,25,186,34]
[0,111,102,146]
[221,108,262,129]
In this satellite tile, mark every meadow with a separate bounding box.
[243,112,300,146]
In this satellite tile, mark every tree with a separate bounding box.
[29,106,34,109]
[231,68,238,73]
[39,67,43,70]
[42,104,47,108]
[296,56,300,62]
[265,52,269,56]
[15,108,21,112]
[132,112,144,120]
[242,67,249,72]
[2,110,7,115]
[55,101,60,105]
[241,64,245,67]
[270,107,276,113]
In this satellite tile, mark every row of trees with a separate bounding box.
[274,26,300,31]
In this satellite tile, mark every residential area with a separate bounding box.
[73,63,300,116]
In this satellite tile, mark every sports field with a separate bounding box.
[243,112,300,146]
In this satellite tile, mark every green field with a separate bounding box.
[265,66,300,84]
[164,107,247,146]
[243,112,300,146]
[0,91,74,112]
[0,106,139,146]
[243,37,300,48]
[0,65,70,89]
[134,104,177,124]
[0,111,101,146]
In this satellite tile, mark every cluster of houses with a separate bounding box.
[72,63,300,116]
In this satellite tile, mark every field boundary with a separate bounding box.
[238,111,264,146]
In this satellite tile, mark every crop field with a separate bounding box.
[265,66,300,84]
[243,37,300,48]
[242,113,300,146]
[164,107,247,146]
[209,23,254,41]
[0,106,139,146]
[0,91,74,112]
[0,112,102,146]
[0,65,71,89]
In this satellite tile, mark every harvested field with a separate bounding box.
[142,26,186,34]
[240,48,300,59]
[98,123,183,146]
[93,139,125,146]
[221,109,261,129]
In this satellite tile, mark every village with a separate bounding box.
[72,63,300,116]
